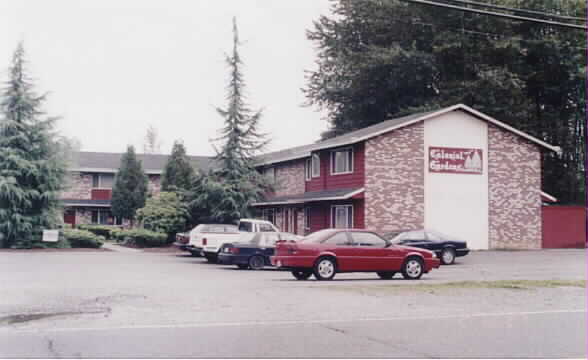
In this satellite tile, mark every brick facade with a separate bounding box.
[61,172,92,200]
[272,160,306,197]
[488,124,542,249]
[364,123,425,234]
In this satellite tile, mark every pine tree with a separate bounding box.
[0,42,67,248]
[111,145,148,223]
[161,140,195,193]
[188,18,270,224]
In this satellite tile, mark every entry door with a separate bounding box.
[64,209,76,227]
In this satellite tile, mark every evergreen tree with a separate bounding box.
[0,42,67,248]
[188,18,270,224]
[161,140,195,193]
[111,145,148,223]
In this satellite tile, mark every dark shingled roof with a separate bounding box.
[255,109,438,165]
[70,152,214,174]
[252,187,364,206]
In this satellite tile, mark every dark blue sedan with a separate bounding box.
[384,229,470,265]
[218,232,301,270]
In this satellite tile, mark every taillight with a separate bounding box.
[202,238,207,246]
[230,247,239,254]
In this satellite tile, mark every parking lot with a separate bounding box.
[0,247,585,358]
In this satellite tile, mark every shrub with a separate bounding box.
[61,229,104,248]
[118,228,167,247]
[77,224,120,239]
[136,192,189,243]
[109,228,125,242]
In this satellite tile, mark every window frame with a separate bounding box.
[330,147,354,175]
[91,173,115,189]
[303,207,311,230]
[330,205,354,229]
[311,153,320,178]
[264,167,275,182]
[305,158,312,181]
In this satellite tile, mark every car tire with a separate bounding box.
[237,264,249,270]
[441,248,456,265]
[313,257,337,281]
[291,270,312,280]
[248,255,265,270]
[401,257,424,280]
[377,272,396,280]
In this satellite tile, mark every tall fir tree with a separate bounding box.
[0,42,67,248]
[161,140,195,193]
[188,18,270,224]
[111,145,148,223]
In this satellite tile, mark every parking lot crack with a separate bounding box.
[46,337,61,358]
[320,324,347,334]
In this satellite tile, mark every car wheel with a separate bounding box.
[441,248,456,265]
[401,257,424,280]
[237,264,249,270]
[377,272,396,280]
[248,255,265,270]
[291,270,312,280]
[313,257,337,281]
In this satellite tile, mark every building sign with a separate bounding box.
[428,147,483,174]
[42,229,59,242]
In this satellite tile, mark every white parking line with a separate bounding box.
[2,308,585,334]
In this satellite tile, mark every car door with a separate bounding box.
[349,232,398,271]
[320,232,356,271]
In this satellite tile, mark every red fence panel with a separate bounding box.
[542,206,586,248]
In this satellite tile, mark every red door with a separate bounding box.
[349,232,403,271]
[64,210,76,227]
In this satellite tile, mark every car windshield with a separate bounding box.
[390,230,425,243]
[299,229,338,243]
[425,230,452,242]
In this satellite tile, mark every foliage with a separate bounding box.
[188,18,271,224]
[111,145,149,222]
[77,224,120,239]
[304,0,586,203]
[136,191,189,241]
[117,228,167,247]
[61,229,104,248]
[161,141,195,193]
[0,42,68,248]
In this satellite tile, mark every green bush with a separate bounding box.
[61,229,104,248]
[136,192,189,243]
[30,232,71,249]
[77,224,120,239]
[109,228,125,242]
[118,228,167,247]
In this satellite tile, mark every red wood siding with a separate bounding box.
[542,206,586,248]
[305,143,365,192]
[63,210,76,226]
[91,189,112,200]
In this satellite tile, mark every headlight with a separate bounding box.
[432,252,437,258]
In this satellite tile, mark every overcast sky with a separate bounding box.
[0,0,333,156]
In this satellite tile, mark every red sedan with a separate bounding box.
[271,229,440,281]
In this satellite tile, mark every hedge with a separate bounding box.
[61,229,104,248]
[77,224,121,239]
[117,229,167,247]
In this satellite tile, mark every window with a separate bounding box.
[92,173,115,188]
[391,230,426,243]
[262,209,275,224]
[331,205,353,228]
[303,207,310,230]
[350,232,386,248]
[305,158,312,181]
[238,222,254,232]
[259,223,276,232]
[323,232,350,246]
[311,154,320,178]
[264,167,275,182]
[331,148,353,175]
[90,210,120,225]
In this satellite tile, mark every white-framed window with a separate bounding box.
[331,205,353,229]
[305,158,312,181]
[91,210,121,225]
[330,147,353,175]
[311,153,320,178]
[92,173,115,189]
[303,207,311,230]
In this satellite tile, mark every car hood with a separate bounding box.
[394,244,435,256]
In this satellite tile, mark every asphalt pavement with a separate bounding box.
[0,247,585,358]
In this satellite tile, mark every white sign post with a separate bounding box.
[42,230,59,242]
